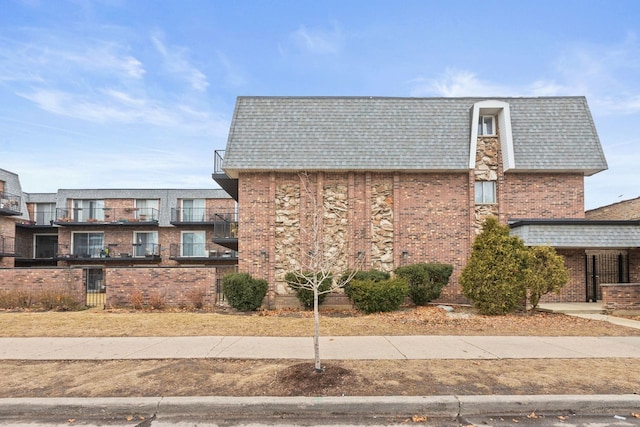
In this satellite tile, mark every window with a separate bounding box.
[135,199,159,221]
[478,115,495,136]
[34,234,57,258]
[475,181,496,204]
[134,231,159,257]
[73,199,104,222]
[181,231,206,257]
[72,232,104,258]
[35,203,55,225]
[181,199,205,222]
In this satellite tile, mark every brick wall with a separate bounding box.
[586,197,640,220]
[0,267,85,302]
[602,284,640,311]
[105,266,218,307]
[539,249,586,303]
[501,174,585,220]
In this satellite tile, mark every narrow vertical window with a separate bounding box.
[478,115,495,136]
[475,181,496,204]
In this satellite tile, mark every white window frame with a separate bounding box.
[478,115,496,136]
[72,199,105,222]
[71,231,104,258]
[133,231,159,257]
[35,203,55,225]
[181,199,205,222]
[135,199,159,221]
[475,181,497,204]
[180,231,206,257]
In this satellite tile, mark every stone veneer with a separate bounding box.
[473,136,500,233]
[371,182,394,272]
[274,183,300,294]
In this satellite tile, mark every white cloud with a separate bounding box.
[151,32,209,92]
[409,69,573,98]
[289,22,343,55]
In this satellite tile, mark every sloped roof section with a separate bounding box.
[510,220,640,248]
[222,96,607,177]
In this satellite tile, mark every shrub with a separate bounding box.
[347,278,409,314]
[222,272,268,311]
[186,287,207,310]
[284,272,332,309]
[39,289,82,311]
[525,246,569,309]
[460,216,529,315]
[395,263,453,305]
[149,292,166,310]
[340,269,390,298]
[130,290,145,310]
[0,290,33,309]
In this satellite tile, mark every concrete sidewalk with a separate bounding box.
[1,335,639,360]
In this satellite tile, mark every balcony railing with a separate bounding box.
[54,207,159,225]
[170,209,237,225]
[0,191,21,215]
[169,243,237,259]
[214,150,225,174]
[0,235,16,256]
[57,243,161,259]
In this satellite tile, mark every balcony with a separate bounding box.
[0,192,21,216]
[212,150,238,201]
[170,209,237,225]
[54,207,159,226]
[57,243,162,262]
[0,235,17,257]
[169,243,238,262]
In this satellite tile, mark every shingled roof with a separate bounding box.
[221,96,607,178]
[510,220,640,248]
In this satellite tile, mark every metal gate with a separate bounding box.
[585,252,629,302]
[85,268,106,308]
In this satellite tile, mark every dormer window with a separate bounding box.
[478,115,495,136]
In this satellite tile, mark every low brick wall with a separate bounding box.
[0,267,85,303]
[105,266,219,308]
[602,283,640,311]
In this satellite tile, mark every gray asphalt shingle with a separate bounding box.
[222,96,607,176]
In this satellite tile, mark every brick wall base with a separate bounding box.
[602,283,640,311]
[105,266,219,308]
[0,267,85,303]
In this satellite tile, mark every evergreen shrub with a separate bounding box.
[347,278,409,314]
[222,272,268,311]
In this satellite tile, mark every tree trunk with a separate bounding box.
[313,285,322,373]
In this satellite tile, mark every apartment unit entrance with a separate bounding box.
[85,268,106,308]
[585,251,629,302]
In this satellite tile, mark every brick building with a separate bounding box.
[1,168,238,307]
[214,96,640,308]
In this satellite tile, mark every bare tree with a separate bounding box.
[288,172,362,373]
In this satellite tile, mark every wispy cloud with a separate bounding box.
[411,33,640,117]
[409,69,572,98]
[286,22,344,55]
[151,32,209,92]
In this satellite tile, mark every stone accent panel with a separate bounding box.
[371,181,394,272]
[475,137,499,181]
[274,183,300,294]
[323,183,349,274]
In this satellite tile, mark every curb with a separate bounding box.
[1,395,639,421]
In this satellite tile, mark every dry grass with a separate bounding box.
[1,358,638,398]
[0,305,638,337]
[1,306,639,398]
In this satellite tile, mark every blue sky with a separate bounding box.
[1,0,639,210]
